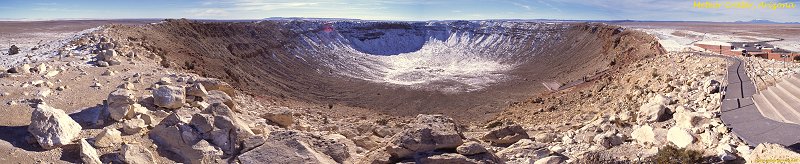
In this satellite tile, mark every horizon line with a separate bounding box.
[0,17,797,24]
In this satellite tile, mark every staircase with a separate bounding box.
[752,73,800,124]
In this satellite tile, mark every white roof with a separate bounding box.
[695,40,732,46]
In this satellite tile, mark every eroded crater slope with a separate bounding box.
[104,19,664,121]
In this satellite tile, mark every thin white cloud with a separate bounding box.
[197,0,323,11]
[187,8,230,17]
[537,0,561,12]
[33,2,57,6]
[511,2,531,10]
[231,2,320,11]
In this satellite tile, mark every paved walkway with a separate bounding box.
[714,53,800,148]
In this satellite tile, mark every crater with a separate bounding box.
[105,19,665,122]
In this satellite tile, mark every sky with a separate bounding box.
[0,0,798,22]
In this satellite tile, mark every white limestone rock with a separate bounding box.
[28,104,83,149]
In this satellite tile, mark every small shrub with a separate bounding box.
[574,151,629,164]
[646,145,705,164]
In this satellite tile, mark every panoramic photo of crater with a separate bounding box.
[1,0,799,163]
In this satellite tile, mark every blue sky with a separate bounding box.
[0,0,798,22]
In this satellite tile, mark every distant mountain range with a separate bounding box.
[733,19,800,24]
[261,17,800,24]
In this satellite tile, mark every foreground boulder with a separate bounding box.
[195,78,236,97]
[674,112,702,129]
[496,139,551,161]
[386,114,465,160]
[96,49,121,66]
[593,129,625,149]
[667,127,694,148]
[93,128,122,148]
[150,113,222,164]
[639,94,671,122]
[238,130,351,164]
[207,90,236,112]
[121,143,156,164]
[534,156,566,164]
[107,88,137,121]
[79,139,102,164]
[28,104,83,149]
[153,85,186,109]
[481,124,529,146]
[457,141,488,155]
[631,124,655,146]
[261,107,295,128]
[122,118,147,135]
[418,153,477,163]
[705,79,721,94]
[185,83,208,98]
[150,103,252,163]
[202,103,255,150]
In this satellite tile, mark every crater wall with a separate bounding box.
[104,19,664,122]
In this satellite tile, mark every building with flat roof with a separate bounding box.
[695,41,798,61]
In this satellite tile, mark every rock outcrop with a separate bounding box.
[385,114,465,159]
[153,85,186,109]
[481,124,529,146]
[456,141,488,155]
[496,139,551,161]
[149,103,253,163]
[238,130,354,164]
[195,78,236,97]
